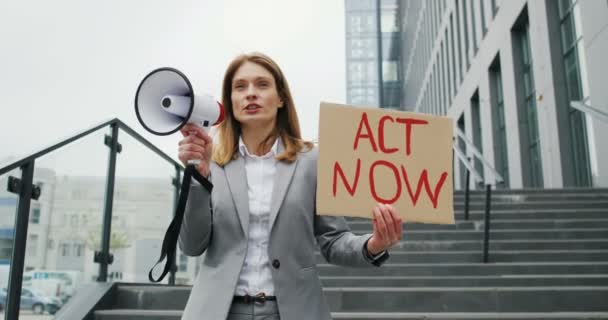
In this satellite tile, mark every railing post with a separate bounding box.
[483,184,492,263]
[5,160,36,320]
[464,167,471,221]
[168,165,182,285]
[97,123,120,282]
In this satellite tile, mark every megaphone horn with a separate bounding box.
[134,67,224,136]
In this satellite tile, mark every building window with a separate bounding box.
[27,234,38,257]
[558,0,592,186]
[457,116,468,190]
[470,0,478,54]
[490,59,510,188]
[348,61,377,84]
[30,207,40,224]
[434,62,440,115]
[463,0,471,68]
[382,61,399,82]
[515,19,543,187]
[74,243,84,257]
[471,92,484,182]
[381,10,399,33]
[450,14,457,97]
[479,0,487,36]
[348,13,376,34]
[60,243,70,257]
[440,42,447,113]
[350,39,376,59]
[69,214,79,227]
[349,15,362,33]
[456,0,464,83]
[349,87,377,106]
[492,0,499,17]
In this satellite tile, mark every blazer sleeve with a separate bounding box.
[314,215,380,267]
[178,179,213,256]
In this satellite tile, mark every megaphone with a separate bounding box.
[134,67,224,136]
[135,67,221,284]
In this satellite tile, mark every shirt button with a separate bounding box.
[272,259,280,269]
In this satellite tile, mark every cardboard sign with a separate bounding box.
[316,102,454,224]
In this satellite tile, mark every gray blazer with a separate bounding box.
[178,144,384,320]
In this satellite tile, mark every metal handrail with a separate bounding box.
[453,127,502,264]
[570,100,608,123]
[454,127,504,185]
[453,144,484,184]
[0,118,181,176]
[0,118,183,320]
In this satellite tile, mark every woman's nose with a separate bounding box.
[246,85,257,99]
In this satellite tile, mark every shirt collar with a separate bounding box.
[238,136,280,158]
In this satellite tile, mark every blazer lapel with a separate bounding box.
[224,155,250,236]
[269,143,298,232]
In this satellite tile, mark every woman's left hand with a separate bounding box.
[366,203,403,255]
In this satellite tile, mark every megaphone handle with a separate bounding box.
[185,124,210,167]
[187,159,201,166]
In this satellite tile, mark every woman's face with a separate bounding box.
[231,61,283,130]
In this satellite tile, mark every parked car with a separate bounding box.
[0,287,62,314]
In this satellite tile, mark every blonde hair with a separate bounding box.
[212,52,313,166]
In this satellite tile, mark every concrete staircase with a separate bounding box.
[70,188,608,319]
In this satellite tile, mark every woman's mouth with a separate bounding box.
[244,104,261,114]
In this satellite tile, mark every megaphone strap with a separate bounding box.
[148,164,213,283]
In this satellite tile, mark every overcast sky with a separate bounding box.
[0,0,346,177]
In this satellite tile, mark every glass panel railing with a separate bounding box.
[110,129,183,285]
[18,128,110,318]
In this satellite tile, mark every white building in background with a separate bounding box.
[401,0,608,189]
[0,168,198,287]
[347,0,608,189]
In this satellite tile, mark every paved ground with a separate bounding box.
[0,311,53,319]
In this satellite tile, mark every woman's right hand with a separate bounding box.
[178,123,213,178]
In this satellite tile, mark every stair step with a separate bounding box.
[454,193,608,201]
[95,309,181,320]
[331,312,608,319]
[391,239,608,251]
[93,310,608,320]
[320,274,608,287]
[347,208,608,221]
[317,262,608,277]
[348,219,608,231]
[115,285,189,309]
[453,201,608,210]
[453,188,608,195]
[376,229,608,241]
[323,286,608,312]
[316,250,608,263]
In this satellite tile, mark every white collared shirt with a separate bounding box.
[234,137,279,296]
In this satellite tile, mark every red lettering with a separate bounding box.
[369,160,402,204]
[378,116,398,154]
[400,165,448,208]
[333,159,361,197]
[353,112,378,152]
[396,118,429,156]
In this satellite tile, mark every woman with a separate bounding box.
[177,52,403,320]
